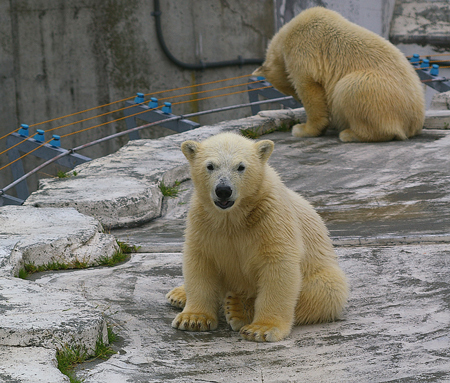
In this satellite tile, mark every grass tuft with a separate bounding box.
[17,241,138,279]
[97,250,128,267]
[159,180,183,197]
[56,344,88,383]
[57,170,78,178]
[117,240,140,254]
[57,170,70,178]
[56,326,118,382]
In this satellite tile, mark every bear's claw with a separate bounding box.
[239,323,289,342]
[172,312,218,332]
[166,285,187,309]
[224,292,254,331]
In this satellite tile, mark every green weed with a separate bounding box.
[240,127,261,139]
[17,241,137,279]
[57,170,78,178]
[18,268,29,279]
[56,344,88,383]
[117,240,140,254]
[57,170,70,178]
[56,326,118,382]
[159,180,183,197]
[97,250,128,267]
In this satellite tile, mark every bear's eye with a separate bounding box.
[207,163,215,171]
[237,164,246,172]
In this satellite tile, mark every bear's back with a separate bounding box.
[282,7,409,71]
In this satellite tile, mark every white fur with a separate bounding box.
[253,7,425,142]
[167,133,348,342]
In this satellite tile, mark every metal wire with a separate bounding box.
[0,95,294,195]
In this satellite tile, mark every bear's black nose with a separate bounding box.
[215,185,232,200]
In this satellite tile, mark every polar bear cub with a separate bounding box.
[167,132,348,342]
[253,7,425,142]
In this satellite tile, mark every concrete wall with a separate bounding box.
[0,0,274,193]
[274,0,396,37]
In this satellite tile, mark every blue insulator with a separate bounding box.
[162,102,172,114]
[18,124,29,137]
[134,92,145,104]
[420,59,430,70]
[410,53,420,66]
[34,129,45,142]
[50,135,61,147]
[256,76,266,81]
[430,64,439,76]
[148,97,158,109]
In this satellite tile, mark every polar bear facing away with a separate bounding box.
[253,7,425,142]
[166,133,348,342]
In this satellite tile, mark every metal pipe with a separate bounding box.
[1,150,70,194]
[152,0,264,70]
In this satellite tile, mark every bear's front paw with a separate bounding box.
[166,285,186,309]
[224,292,254,331]
[239,322,290,342]
[172,312,218,332]
[292,123,321,138]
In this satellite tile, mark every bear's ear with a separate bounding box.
[255,140,274,163]
[181,140,200,161]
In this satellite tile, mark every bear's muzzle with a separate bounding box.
[214,184,234,209]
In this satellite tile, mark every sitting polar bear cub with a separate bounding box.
[253,7,425,142]
[167,132,348,342]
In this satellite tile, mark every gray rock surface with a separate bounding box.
[0,206,118,276]
[0,206,117,382]
[0,277,107,353]
[0,346,69,383]
[1,107,450,382]
[31,244,450,383]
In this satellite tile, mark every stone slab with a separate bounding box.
[0,346,69,383]
[0,277,107,353]
[0,206,118,277]
[266,129,450,240]
[390,1,450,46]
[30,245,450,382]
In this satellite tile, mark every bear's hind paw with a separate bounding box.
[239,322,290,342]
[224,293,254,331]
[172,312,218,332]
[339,129,362,142]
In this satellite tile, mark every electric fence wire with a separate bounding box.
[0,75,267,158]
[0,95,294,196]
[0,78,274,174]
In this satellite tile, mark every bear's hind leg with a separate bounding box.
[224,292,255,331]
[295,265,348,325]
[333,71,410,142]
[166,285,186,309]
[339,127,401,143]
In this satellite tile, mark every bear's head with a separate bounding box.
[181,133,274,212]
